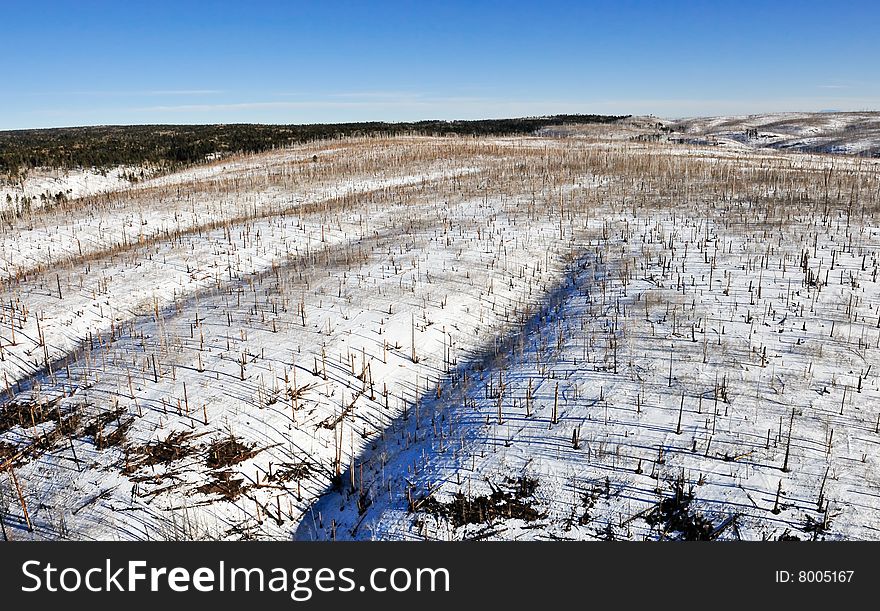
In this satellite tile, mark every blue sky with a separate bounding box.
[2,0,879,129]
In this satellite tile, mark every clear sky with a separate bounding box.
[3,0,879,130]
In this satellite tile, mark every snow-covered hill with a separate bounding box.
[667,112,880,156]
[1,167,141,215]
[2,134,880,541]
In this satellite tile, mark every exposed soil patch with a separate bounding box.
[267,461,310,483]
[196,470,248,501]
[84,407,133,450]
[0,441,18,463]
[777,530,801,541]
[99,420,132,449]
[644,476,727,541]
[802,514,832,540]
[31,412,82,452]
[416,476,545,528]
[0,395,65,434]
[124,430,202,473]
[205,436,260,469]
[578,484,605,526]
[0,405,81,465]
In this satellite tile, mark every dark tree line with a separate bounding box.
[0,115,628,175]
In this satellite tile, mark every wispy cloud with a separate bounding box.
[8,89,224,98]
[69,89,225,96]
[133,101,390,112]
[133,96,553,113]
[328,91,428,99]
[132,92,564,113]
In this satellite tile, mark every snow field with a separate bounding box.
[3,134,880,541]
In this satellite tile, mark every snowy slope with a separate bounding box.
[668,112,880,156]
[1,167,141,214]
[2,134,880,542]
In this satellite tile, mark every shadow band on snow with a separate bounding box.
[293,248,606,540]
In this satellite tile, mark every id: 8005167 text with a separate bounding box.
[775,570,854,584]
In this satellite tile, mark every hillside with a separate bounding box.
[0,115,627,176]
[666,112,880,156]
[1,130,880,541]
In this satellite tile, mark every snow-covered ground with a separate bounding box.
[306,210,880,541]
[1,166,143,215]
[2,133,880,541]
[667,112,880,156]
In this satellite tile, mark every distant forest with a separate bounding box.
[0,114,628,175]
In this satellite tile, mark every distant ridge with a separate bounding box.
[667,111,880,157]
[0,115,629,175]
